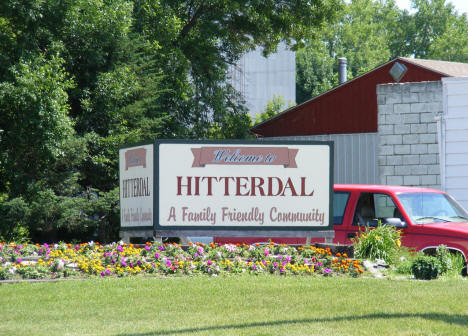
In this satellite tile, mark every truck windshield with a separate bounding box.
[396,192,468,224]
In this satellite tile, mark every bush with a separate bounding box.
[352,223,401,263]
[392,247,418,275]
[410,255,441,280]
[435,245,465,277]
[435,245,452,274]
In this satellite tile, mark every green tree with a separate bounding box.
[254,95,295,125]
[0,0,341,242]
[428,12,468,62]
[296,0,400,103]
[0,54,75,197]
[400,0,457,58]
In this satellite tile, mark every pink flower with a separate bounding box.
[145,246,151,251]
[154,253,160,259]
[264,249,270,256]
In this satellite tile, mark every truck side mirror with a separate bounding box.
[385,217,407,228]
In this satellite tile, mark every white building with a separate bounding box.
[229,42,296,120]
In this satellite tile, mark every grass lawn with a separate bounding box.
[1,276,467,336]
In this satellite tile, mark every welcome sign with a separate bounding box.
[155,140,333,232]
[119,144,154,228]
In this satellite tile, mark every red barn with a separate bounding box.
[251,57,468,137]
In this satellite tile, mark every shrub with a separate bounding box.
[435,245,452,274]
[410,255,441,280]
[392,247,418,275]
[435,245,465,277]
[352,223,401,263]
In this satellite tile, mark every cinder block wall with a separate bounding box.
[377,81,442,189]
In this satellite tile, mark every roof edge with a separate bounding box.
[250,57,402,134]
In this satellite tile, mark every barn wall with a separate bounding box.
[266,133,378,185]
[377,81,442,189]
[440,77,468,208]
[252,59,445,137]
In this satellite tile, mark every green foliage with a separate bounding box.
[0,1,341,242]
[0,267,13,280]
[352,223,402,263]
[435,245,465,277]
[296,0,398,103]
[391,247,418,275]
[296,0,468,103]
[0,197,31,243]
[254,95,295,125]
[411,255,441,280]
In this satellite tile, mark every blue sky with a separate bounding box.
[394,0,468,14]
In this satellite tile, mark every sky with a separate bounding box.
[394,0,468,14]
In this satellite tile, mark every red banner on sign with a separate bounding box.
[191,147,298,168]
[125,148,147,170]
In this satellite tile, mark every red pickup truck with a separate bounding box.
[214,184,468,265]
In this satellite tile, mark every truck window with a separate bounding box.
[353,192,400,226]
[333,191,350,225]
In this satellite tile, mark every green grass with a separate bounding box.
[1,276,467,335]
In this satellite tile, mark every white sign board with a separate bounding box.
[156,141,333,231]
[119,144,154,228]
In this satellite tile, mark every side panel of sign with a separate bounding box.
[157,142,331,230]
[119,144,154,228]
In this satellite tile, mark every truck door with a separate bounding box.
[332,191,351,244]
[345,192,403,244]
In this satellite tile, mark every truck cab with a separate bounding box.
[215,184,468,265]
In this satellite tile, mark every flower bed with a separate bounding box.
[0,241,364,280]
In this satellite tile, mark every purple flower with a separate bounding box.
[206,259,212,265]
[285,255,291,263]
[137,260,141,266]
[105,269,111,275]
[145,246,151,251]
[197,246,204,254]
[117,246,124,253]
[273,262,278,269]
[194,253,199,258]
[16,258,22,264]
[101,271,106,277]
[264,249,270,256]
[121,260,127,267]
[129,262,134,268]
[252,264,257,270]
[75,245,80,251]
[316,262,323,267]
[154,253,160,259]
[158,246,165,251]
[166,260,172,267]
[324,268,331,274]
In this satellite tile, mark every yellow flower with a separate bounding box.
[396,240,402,247]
